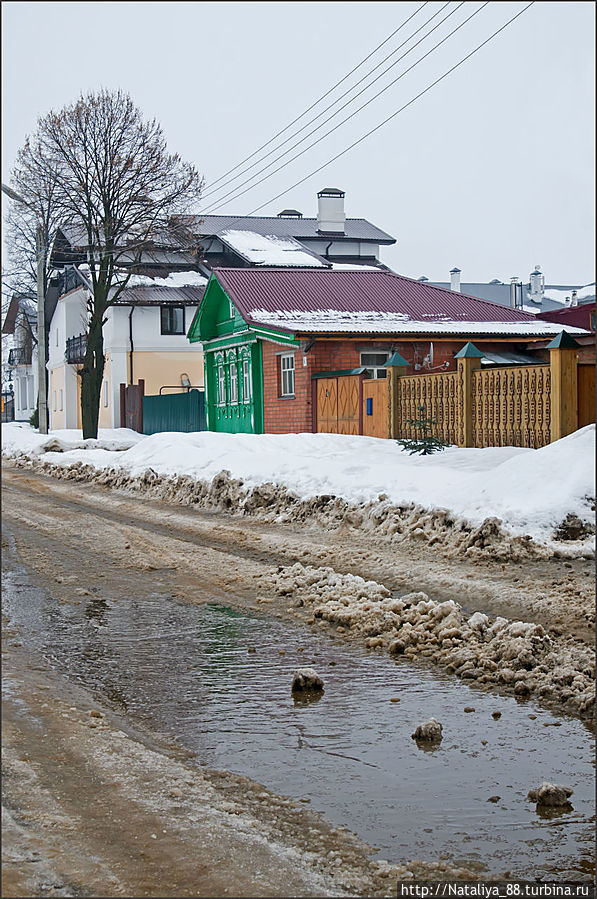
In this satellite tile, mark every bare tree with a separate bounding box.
[8,88,204,438]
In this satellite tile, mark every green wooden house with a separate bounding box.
[187,271,298,433]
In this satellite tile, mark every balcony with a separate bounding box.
[66,334,87,364]
[8,346,32,366]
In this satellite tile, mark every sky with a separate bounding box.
[1,1,595,285]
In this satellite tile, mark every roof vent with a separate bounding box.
[490,278,502,284]
[277,209,303,219]
[418,276,429,282]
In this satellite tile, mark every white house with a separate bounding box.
[2,293,38,422]
[47,268,206,430]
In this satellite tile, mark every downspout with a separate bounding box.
[324,241,333,260]
[128,306,135,385]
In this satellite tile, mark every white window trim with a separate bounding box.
[53,390,57,411]
[229,358,238,403]
[360,350,389,379]
[242,356,251,404]
[217,363,226,405]
[59,388,63,412]
[280,353,295,397]
[103,381,109,407]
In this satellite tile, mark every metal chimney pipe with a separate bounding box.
[450,268,461,292]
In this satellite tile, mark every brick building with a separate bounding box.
[187,268,590,435]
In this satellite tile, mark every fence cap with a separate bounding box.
[454,341,484,358]
[545,330,581,349]
[385,351,409,367]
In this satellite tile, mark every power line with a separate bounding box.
[205,2,429,192]
[201,1,484,215]
[200,1,451,204]
[245,2,535,216]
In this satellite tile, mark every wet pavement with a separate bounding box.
[2,548,594,884]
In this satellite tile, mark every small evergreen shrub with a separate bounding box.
[397,405,450,455]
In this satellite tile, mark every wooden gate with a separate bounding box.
[362,379,388,438]
[578,363,596,428]
[315,373,363,435]
[120,380,145,432]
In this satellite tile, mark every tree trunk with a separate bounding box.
[80,312,105,439]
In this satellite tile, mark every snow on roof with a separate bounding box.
[218,230,328,267]
[211,268,591,338]
[120,270,208,288]
[543,284,596,305]
[246,308,588,336]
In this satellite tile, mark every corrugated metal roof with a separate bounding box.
[211,268,588,338]
[174,215,395,244]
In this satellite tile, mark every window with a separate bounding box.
[229,352,238,403]
[280,354,295,396]
[360,351,389,379]
[229,300,236,320]
[55,327,59,347]
[59,389,63,411]
[217,363,226,405]
[160,306,185,335]
[103,381,109,407]
[53,390,57,411]
[242,357,251,403]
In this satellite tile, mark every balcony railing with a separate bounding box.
[8,346,32,366]
[66,334,87,364]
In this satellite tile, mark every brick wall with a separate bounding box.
[260,336,557,434]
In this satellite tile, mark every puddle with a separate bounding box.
[2,563,594,880]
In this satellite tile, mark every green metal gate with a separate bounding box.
[142,389,206,435]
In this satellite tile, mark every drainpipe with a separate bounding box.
[128,306,135,385]
[324,240,333,260]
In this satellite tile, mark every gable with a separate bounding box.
[187,275,247,343]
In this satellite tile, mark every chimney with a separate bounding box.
[450,267,461,292]
[317,188,345,233]
[571,290,578,307]
[510,277,522,309]
[529,265,544,303]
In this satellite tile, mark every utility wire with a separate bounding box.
[205,2,429,192]
[200,1,450,203]
[200,1,483,214]
[245,2,534,217]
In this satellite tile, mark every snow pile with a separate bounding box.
[2,424,594,554]
[1,423,143,458]
[268,563,595,717]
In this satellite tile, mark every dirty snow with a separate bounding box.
[2,423,594,551]
[268,563,595,717]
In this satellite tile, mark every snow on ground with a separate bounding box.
[2,422,594,547]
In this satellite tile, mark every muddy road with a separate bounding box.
[2,465,595,896]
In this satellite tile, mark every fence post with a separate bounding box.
[455,342,484,447]
[119,383,126,428]
[384,351,409,439]
[547,331,579,442]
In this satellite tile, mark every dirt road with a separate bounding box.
[2,465,595,896]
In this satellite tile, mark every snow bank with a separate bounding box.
[1,423,144,458]
[268,563,595,717]
[3,423,594,554]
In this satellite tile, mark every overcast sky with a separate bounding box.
[2,1,594,285]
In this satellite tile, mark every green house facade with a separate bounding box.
[187,273,298,433]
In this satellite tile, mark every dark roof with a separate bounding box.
[207,268,584,338]
[213,268,536,321]
[111,285,205,305]
[173,215,395,245]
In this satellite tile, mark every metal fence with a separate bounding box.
[142,389,206,435]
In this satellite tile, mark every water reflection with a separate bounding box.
[2,567,595,881]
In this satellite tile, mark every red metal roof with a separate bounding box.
[212,267,538,326]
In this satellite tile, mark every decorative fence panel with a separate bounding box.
[578,364,596,428]
[471,365,551,448]
[395,371,460,445]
